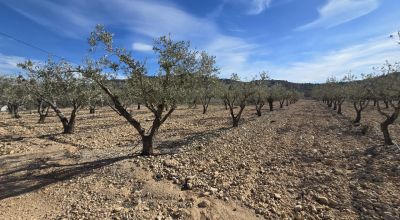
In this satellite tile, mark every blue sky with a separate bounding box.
[0,0,399,82]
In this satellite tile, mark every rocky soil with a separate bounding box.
[0,100,399,220]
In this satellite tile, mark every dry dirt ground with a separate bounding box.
[0,100,399,220]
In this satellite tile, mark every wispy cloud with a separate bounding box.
[1,0,95,38]
[132,42,153,52]
[269,34,400,82]
[247,0,272,15]
[205,35,259,78]
[297,0,380,31]
[1,0,259,78]
[1,0,397,83]
[223,0,272,15]
[0,53,26,74]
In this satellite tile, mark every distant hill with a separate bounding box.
[219,78,319,97]
[108,73,400,98]
[108,77,320,97]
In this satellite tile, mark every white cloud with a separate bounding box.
[224,0,272,15]
[132,42,153,52]
[2,0,259,78]
[2,0,219,40]
[0,53,26,74]
[205,35,259,79]
[2,0,398,83]
[247,0,272,14]
[1,0,95,38]
[268,34,400,82]
[297,0,379,31]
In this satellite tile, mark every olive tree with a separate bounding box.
[222,73,253,127]
[371,61,400,145]
[0,75,30,118]
[196,51,219,114]
[19,59,92,134]
[346,77,370,124]
[266,83,285,111]
[286,89,301,105]
[324,76,347,114]
[36,98,50,123]
[373,61,400,109]
[251,71,269,116]
[374,74,400,145]
[334,83,347,115]
[86,82,103,114]
[84,25,197,156]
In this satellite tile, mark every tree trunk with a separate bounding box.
[268,99,273,111]
[228,103,245,128]
[37,100,49,123]
[384,100,389,109]
[38,114,47,124]
[255,102,264,117]
[141,135,154,156]
[286,99,289,106]
[337,103,342,115]
[256,109,262,117]
[89,106,96,114]
[232,117,239,127]
[354,110,361,123]
[224,101,228,110]
[137,103,141,110]
[7,103,12,114]
[9,104,21,119]
[279,101,284,108]
[381,122,393,145]
[327,100,332,108]
[333,101,337,110]
[353,100,368,124]
[63,122,75,134]
[377,101,399,145]
[50,103,79,134]
[202,98,210,114]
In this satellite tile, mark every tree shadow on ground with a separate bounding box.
[348,145,400,218]
[0,153,139,200]
[36,133,90,149]
[0,133,63,143]
[289,144,399,218]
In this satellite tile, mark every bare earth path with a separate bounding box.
[0,100,399,219]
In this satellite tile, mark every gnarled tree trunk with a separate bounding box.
[267,98,274,111]
[89,106,96,114]
[255,100,264,117]
[37,99,50,124]
[141,135,154,156]
[353,100,369,124]
[337,99,345,115]
[202,97,211,114]
[377,101,399,145]
[327,100,332,108]
[228,102,245,127]
[49,102,80,134]
[354,110,362,124]
[8,103,21,119]
[279,100,284,108]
